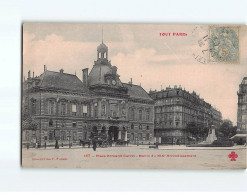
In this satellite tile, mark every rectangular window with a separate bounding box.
[110,104,118,117]
[139,110,142,121]
[146,111,150,121]
[94,103,98,117]
[72,104,77,116]
[61,102,66,115]
[72,122,77,128]
[82,105,88,117]
[48,100,55,115]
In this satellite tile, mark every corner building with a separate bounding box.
[22,41,154,146]
[149,86,222,145]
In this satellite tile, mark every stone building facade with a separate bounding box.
[237,77,247,134]
[149,86,222,144]
[22,42,154,147]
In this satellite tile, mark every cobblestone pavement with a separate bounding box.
[22,145,246,169]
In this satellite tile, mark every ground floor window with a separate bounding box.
[138,133,142,140]
[55,130,60,140]
[130,133,134,141]
[49,131,53,140]
[73,131,77,141]
[61,131,66,140]
[146,133,150,140]
[25,131,30,141]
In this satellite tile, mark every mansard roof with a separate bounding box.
[38,70,88,93]
[122,83,153,102]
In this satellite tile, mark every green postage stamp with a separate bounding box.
[209,26,239,63]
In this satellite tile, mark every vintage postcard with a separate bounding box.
[22,23,247,169]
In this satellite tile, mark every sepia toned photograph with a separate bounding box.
[21,23,247,169]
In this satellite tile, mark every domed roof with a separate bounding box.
[97,42,108,52]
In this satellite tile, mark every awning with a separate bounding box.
[230,134,247,139]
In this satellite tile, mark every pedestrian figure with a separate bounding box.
[44,142,46,149]
[55,140,59,149]
[92,138,97,151]
[155,141,159,149]
[27,143,29,150]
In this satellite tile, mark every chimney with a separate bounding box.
[28,70,31,79]
[33,72,34,78]
[60,69,64,74]
[44,65,46,72]
[130,78,133,87]
[82,68,89,87]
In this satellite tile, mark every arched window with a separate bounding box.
[138,110,142,121]
[146,110,150,121]
[61,102,66,115]
[48,100,55,115]
[130,108,135,120]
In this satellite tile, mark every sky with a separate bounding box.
[23,23,247,125]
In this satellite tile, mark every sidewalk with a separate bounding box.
[139,145,246,150]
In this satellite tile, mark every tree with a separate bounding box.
[218,119,237,138]
[185,122,200,140]
[185,122,211,141]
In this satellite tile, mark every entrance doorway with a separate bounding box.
[108,126,119,142]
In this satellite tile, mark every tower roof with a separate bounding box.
[97,42,108,52]
[242,77,247,84]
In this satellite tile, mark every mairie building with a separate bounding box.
[22,41,155,146]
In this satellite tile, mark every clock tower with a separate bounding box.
[87,41,127,94]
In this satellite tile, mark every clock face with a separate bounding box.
[112,80,116,85]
